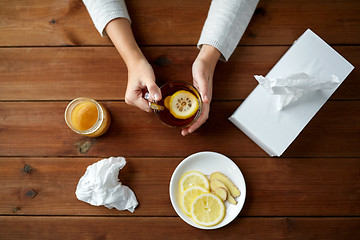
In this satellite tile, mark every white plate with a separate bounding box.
[169,151,246,229]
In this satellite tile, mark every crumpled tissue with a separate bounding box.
[75,157,138,212]
[255,73,340,110]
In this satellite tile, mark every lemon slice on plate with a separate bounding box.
[169,90,199,119]
[179,171,209,193]
[180,186,209,216]
[191,193,225,227]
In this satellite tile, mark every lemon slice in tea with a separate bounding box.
[169,90,199,119]
[164,96,171,110]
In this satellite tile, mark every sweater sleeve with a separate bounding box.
[82,0,131,36]
[198,0,259,62]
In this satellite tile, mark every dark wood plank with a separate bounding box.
[0,101,359,158]
[0,0,110,46]
[1,157,359,216]
[248,0,360,46]
[0,46,358,100]
[0,0,359,46]
[0,216,359,240]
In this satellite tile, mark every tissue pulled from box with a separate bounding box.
[75,157,138,212]
[255,73,340,110]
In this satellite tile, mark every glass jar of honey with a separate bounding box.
[65,97,111,137]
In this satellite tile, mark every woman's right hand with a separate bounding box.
[105,18,161,112]
[125,58,161,112]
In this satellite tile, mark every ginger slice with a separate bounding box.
[213,187,227,201]
[210,172,241,198]
[210,179,237,205]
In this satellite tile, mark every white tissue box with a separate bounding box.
[229,29,354,157]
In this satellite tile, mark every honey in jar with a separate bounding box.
[65,97,110,137]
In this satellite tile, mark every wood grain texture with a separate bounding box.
[0,157,359,216]
[0,0,359,46]
[0,0,359,238]
[0,46,358,100]
[0,216,359,240]
[0,101,359,158]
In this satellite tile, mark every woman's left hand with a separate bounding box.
[181,45,220,136]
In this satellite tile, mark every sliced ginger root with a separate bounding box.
[210,179,237,205]
[210,172,241,198]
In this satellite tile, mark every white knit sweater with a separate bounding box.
[82,0,258,61]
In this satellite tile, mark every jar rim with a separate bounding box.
[64,97,104,135]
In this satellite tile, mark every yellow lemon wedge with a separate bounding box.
[179,171,210,193]
[149,102,165,111]
[180,186,209,216]
[191,193,225,227]
[164,96,171,110]
[169,90,199,119]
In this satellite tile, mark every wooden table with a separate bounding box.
[1,0,359,239]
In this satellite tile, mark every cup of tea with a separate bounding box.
[152,81,203,128]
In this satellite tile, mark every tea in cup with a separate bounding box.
[152,81,202,128]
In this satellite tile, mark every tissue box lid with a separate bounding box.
[229,29,354,157]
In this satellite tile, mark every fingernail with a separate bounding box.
[203,95,209,102]
[144,92,150,100]
[154,93,161,101]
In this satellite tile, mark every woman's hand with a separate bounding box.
[181,45,220,136]
[125,58,161,112]
[105,18,161,112]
